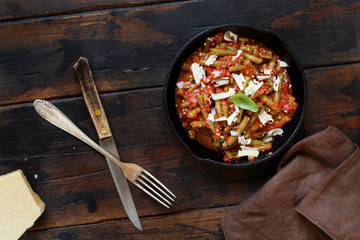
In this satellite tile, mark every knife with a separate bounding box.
[74,57,142,231]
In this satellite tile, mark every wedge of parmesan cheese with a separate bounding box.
[0,170,45,240]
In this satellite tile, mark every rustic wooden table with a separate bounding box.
[0,0,359,239]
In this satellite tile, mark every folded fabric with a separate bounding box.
[222,126,360,240]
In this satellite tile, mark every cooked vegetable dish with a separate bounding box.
[175,31,298,163]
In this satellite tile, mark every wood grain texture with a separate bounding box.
[304,63,360,143]
[0,62,359,231]
[0,148,267,231]
[21,207,229,239]
[0,89,268,230]
[0,0,178,21]
[1,0,360,238]
[1,64,359,160]
[0,0,360,105]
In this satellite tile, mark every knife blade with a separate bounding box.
[74,57,142,231]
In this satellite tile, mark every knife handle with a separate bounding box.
[74,57,112,140]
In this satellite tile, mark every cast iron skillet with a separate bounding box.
[164,24,307,175]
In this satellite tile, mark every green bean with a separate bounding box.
[226,135,238,147]
[268,55,277,68]
[224,150,233,159]
[215,100,223,117]
[181,63,191,71]
[190,121,206,129]
[229,65,245,72]
[244,52,263,64]
[222,104,229,118]
[251,139,265,146]
[237,116,250,134]
[210,48,238,56]
[180,101,191,107]
[186,107,200,118]
[260,95,280,112]
[257,143,272,152]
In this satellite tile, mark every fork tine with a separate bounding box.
[133,181,170,208]
[141,169,176,199]
[140,174,175,202]
[137,178,172,206]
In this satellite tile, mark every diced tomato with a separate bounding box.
[185,88,200,108]
[244,65,254,76]
[228,42,241,49]
[213,32,224,43]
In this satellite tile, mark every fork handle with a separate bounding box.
[33,99,124,168]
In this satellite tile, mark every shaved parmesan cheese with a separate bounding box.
[264,68,273,75]
[267,128,283,137]
[213,79,229,87]
[264,128,284,142]
[238,135,246,145]
[264,137,273,143]
[214,116,227,122]
[224,31,238,42]
[212,70,222,78]
[232,50,242,60]
[207,108,216,121]
[244,80,263,96]
[238,146,259,157]
[230,130,239,136]
[211,88,236,100]
[277,60,289,67]
[176,81,184,89]
[191,63,205,84]
[257,75,271,80]
[258,110,274,125]
[205,55,217,66]
[233,73,246,90]
[227,107,240,125]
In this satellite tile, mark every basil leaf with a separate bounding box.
[230,92,258,112]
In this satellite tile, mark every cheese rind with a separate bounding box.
[0,170,45,240]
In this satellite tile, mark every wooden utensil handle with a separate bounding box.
[74,57,112,140]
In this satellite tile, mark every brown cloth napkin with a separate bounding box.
[222,126,360,240]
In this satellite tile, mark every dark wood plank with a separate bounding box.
[0,88,268,230]
[1,150,267,230]
[0,0,360,105]
[21,207,229,239]
[304,63,360,143]
[0,0,178,21]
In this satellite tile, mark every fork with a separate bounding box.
[34,99,176,208]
